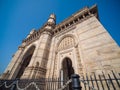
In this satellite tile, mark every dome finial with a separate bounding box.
[49,13,56,20]
[47,13,56,25]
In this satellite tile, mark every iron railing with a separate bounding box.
[0,78,72,90]
[0,71,120,90]
[80,70,120,90]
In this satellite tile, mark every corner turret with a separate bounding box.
[44,14,56,30]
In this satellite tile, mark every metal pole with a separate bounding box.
[71,74,82,90]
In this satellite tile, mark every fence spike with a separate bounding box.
[93,72,99,90]
[102,71,110,90]
[90,75,94,88]
[108,73,116,90]
[98,75,104,90]
[112,70,120,87]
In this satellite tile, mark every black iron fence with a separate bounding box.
[0,71,120,90]
[0,77,72,90]
[80,70,120,90]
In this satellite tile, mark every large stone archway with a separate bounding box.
[16,45,35,79]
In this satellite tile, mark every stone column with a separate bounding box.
[22,14,55,79]
[30,31,53,79]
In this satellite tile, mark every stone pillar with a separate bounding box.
[21,14,55,79]
[29,31,53,79]
[24,13,55,79]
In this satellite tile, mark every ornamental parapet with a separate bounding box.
[53,4,98,35]
[22,27,45,45]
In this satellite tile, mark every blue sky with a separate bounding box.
[0,0,120,74]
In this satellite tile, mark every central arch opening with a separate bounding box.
[61,57,74,90]
[62,57,74,79]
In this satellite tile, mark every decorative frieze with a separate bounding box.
[53,5,98,35]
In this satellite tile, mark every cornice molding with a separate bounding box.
[53,5,98,35]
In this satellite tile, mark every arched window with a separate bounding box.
[58,36,75,51]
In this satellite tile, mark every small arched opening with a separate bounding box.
[16,45,35,78]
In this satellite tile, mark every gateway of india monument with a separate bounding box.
[0,5,120,90]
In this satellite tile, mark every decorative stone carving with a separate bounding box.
[57,36,75,51]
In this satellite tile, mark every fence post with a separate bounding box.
[71,74,82,90]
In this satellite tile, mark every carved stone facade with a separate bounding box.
[1,5,120,80]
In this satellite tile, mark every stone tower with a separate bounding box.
[1,5,120,80]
